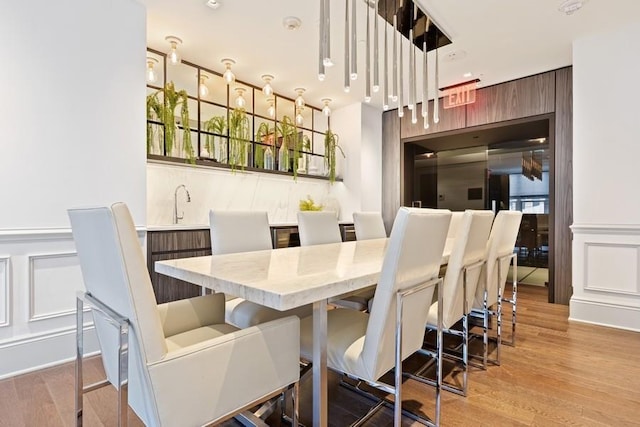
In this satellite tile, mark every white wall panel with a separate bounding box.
[584,244,640,296]
[28,253,84,321]
[0,257,10,327]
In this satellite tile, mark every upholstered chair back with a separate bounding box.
[441,210,495,328]
[69,203,166,424]
[446,211,465,240]
[362,207,451,380]
[474,210,523,308]
[353,212,388,240]
[297,211,342,246]
[209,210,273,254]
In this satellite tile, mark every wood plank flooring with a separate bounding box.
[1,284,639,426]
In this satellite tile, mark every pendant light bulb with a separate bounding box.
[235,87,246,108]
[199,74,209,97]
[294,88,306,108]
[267,97,275,118]
[383,103,389,111]
[321,98,332,117]
[221,58,236,84]
[261,74,274,96]
[165,36,182,66]
[146,57,158,83]
[296,108,304,126]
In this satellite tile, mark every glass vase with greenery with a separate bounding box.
[203,115,227,162]
[324,129,345,184]
[228,108,250,171]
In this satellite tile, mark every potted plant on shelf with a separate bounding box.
[255,122,277,170]
[278,115,296,173]
[324,129,345,184]
[146,92,164,155]
[299,195,323,211]
[295,132,312,177]
[203,115,227,162]
[228,108,250,171]
[145,81,195,163]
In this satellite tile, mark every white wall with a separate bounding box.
[571,21,640,331]
[0,0,147,378]
[147,102,383,226]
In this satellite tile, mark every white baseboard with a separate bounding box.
[0,325,100,380]
[569,297,640,332]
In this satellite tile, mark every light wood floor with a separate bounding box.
[1,284,639,426]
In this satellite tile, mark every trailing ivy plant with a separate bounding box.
[228,108,251,171]
[146,92,164,154]
[324,129,345,184]
[145,81,195,163]
[255,122,276,169]
[278,115,297,173]
[202,115,227,162]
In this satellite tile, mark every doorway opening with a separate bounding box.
[403,117,553,295]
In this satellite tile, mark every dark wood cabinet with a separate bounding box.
[147,229,211,304]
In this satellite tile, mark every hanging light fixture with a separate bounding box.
[294,88,306,108]
[221,58,236,84]
[373,0,380,92]
[382,0,389,110]
[261,74,274,96]
[318,0,326,80]
[365,0,371,103]
[165,36,182,65]
[321,98,332,116]
[422,41,429,129]
[408,28,414,111]
[146,57,158,83]
[235,87,246,108]
[344,0,351,92]
[296,106,304,126]
[199,74,209,97]
[267,97,276,118]
[322,0,333,67]
[391,14,398,102]
[398,25,404,118]
[433,47,440,123]
[350,0,358,80]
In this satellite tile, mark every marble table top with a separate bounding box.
[155,237,453,311]
[156,239,388,311]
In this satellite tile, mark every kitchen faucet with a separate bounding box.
[173,184,191,224]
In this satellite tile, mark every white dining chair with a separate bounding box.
[417,210,494,396]
[329,212,388,311]
[210,210,313,328]
[472,210,522,367]
[70,203,300,427]
[297,211,343,246]
[299,207,451,427]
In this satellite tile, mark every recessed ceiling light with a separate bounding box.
[445,50,467,62]
[463,72,473,78]
[206,0,221,9]
[282,16,302,31]
[558,0,587,15]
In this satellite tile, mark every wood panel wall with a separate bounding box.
[553,68,573,304]
[382,111,401,233]
[381,68,573,304]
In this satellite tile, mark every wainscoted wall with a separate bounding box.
[382,67,573,304]
[0,0,146,378]
[570,22,640,331]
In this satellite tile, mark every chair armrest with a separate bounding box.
[157,293,225,338]
[147,315,300,426]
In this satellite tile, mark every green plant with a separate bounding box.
[228,108,250,171]
[255,122,277,169]
[203,115,227,161]
[324,129,345,184]
[299,195,323,211]
[145,81,195,163]
[278,116,297,173]
[146,92,164,154]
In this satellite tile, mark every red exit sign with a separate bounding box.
[441,79,479,109]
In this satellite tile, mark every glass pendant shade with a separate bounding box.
[199,75,209,97]
[165,36,182,65]
[261,74,274,96]
[221,58,236,84]
[321,98,332,117]
[294,88,305,108]
[235,87,246,108]
[146,57,158,83]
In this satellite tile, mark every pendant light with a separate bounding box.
[267,97,276,118]
[146,57,158,83]
[199,74,209,97]
[294,88,306,108]
[322,0,332,67]
[365,0,371,103]
[321,98,332,116]
[344,0,351,92]
[391,14,398,102]
[398,25,404,118]
[165,36,182,65]
[382,0,389,110]
[350,0,358,80]
[261,74,274,96]
[372,0,380,92]
[422,41,429,129]
[318,0,326,80]
[296,107,304,126]
[235,87,246,108]
[221,58,236,84]
[408,28,414,111]
[433,47,440,124]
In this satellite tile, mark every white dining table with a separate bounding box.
[155,237,452,427]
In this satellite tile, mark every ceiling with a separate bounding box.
[140,0,640,111]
